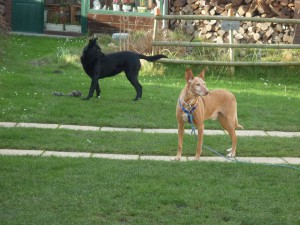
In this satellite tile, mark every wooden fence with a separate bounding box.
[152,15,300,67]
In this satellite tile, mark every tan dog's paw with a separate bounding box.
[226,151,235,158]
[172,156,181,161]
[226,148,232,152]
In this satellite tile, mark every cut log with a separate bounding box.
[217,29,226,36]
[209,8,216,16]
[280,0,289,7]
[232,0,244,7]
[237,5,250,16]
[246,0,259,17]
[235,33,244,40]
[214,36,224,44]
[215,5,225,14]
[205,32,213,39]
[210,0,218,7]
[176,0,188,7]
[187,0,197,4]
[257,1,272,15]
[190,4,199,10]
[253,32,261,41]
[265,27,274,38]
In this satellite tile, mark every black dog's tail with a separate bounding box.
[138,54,167,62]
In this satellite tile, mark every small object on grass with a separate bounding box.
[53,90,82,97]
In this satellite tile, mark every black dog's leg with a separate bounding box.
[83,76,99,100]
[125,67,142,100]
[127,76,142,101]
[133,80,142,101]
[95,82,101,98]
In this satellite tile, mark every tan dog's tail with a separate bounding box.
[235,116,244,130]
[236,123,244,129]
[235,110,243,129]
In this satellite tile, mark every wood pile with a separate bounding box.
[0,0,8,31]
[170,0,296,44]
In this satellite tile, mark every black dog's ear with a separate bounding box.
[93,34,98,40]
[88,39,93,46]
[88,37,98,47]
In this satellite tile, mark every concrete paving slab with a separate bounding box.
[101,127,142,132]
[282,157,300,165]
[92,153,139,160]
[143,129,178,134]
[184,129,226,135]
[2,122,300,139]
[1,149,300,166]
[59,125,100,131]
[203,130,226,135]
[0,122,17,128]
[236,130,267,136]
[189,156,233,162]
[266,131,300,137]
[140,155,187,161]
[0,149,43,156]
[17,123,59,129]
[235,157,286,164]
[43,151,92,158]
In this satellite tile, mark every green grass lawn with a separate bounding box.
[1,156,300,225]
[1,127,300,157]
[0,35,300,225]
[0,35,299,131]
[0,35,299,156]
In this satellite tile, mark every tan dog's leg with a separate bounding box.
[195,124,204,160]
[218,114,237,157]
[176,122,184,160]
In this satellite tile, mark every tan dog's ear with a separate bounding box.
[185,68,194,82]
[198,68,208,80]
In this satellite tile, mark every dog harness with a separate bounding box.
[178,99,198,134]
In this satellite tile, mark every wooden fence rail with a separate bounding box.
[154,15,300,24]
[152,15,300,67]
[153,41,300,49]
[157,59,300,67]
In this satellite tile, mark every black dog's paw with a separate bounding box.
[82,95,101,100]
[82,96,91,100]
[132,97,141,101]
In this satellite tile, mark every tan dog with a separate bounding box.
[176,68,243,160]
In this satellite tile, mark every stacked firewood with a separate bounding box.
[0,0,7,32]
[170,0,296,44]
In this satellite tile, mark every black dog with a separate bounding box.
[80,38,167,101]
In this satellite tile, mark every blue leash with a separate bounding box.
[190,127,300,171]
[178,99,197,135]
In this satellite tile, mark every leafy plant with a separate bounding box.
[139,0,146,7]
[50,13,60,24]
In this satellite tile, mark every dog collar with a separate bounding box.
[178,99,197,124]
